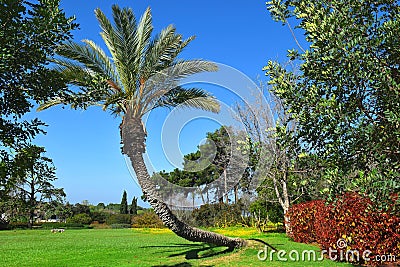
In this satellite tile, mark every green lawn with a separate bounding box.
[0,228,352,266]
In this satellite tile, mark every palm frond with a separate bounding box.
[95,8,119,60]
[149,87,220,113]
[133,7,153,79]
[37,98,65,111]
[103,90,127,112]
[51,58,93,86]
[141,25,196,80]
[109,5,139,92]
[141,25,178,77]
[38,86,112,111]
[160,35,195,69]
[166,60,219,79]
[81,39,119,85]
[56,41,117,83]
[141,60,218,99]
[39,5,220,119]
[136,60,218,115]
[51,58,116,99]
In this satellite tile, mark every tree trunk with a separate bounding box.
[28,178,35,229]
[121,115,246,248]
[283,208,291,236]
[223,169,229,204]
[272,171,291,234]
[234,184,238,204]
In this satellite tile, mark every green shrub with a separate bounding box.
[90,221,111,229]
[192,203,242,227]
[67,213,92,225]
[90,211,108,224]
[249,200,284,224]
[131,212,164,228]
[9,222,29,229]
[106,214,131,225]
[110,223,131,229]
[7,222,43,229]
[41,222,84,229]
[0,222,10,230]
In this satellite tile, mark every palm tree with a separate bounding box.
[39,5,246,248]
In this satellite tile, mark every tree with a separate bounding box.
[67,213,92,225]
[234,83,323,233]
[9,145,65,227]
[154,126,248,206]
[202,127,232,204]
[129,197,137,215]
[120,190,128,214]
[72,203,90,216]
[0,0,76,219]
[96,202,106,210]
[265,0,400,207]
[39,5,245,248]
[0,0,76,149]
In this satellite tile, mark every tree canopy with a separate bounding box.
[265,0,400,207]
[0,0,76,220]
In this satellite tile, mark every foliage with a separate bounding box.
[96,202,106,210]
[249,198,284,224]
[192,203,242,227]
[105,203,121,212]
[0,0,76,217]
[287,193,400,265]
[2,145,65,226]
[41,222,85,229]
[265,0,400,207]
[120,190,128,214]
[89,221,111,229]
[129,197,138,215]
[315,193,400,265]
[71,203,91,216]
[234,84,324,230]
[131,211,164,228]
[286,200,325,243]
[106,214,131,225]
[155,126,247,204]
[38,5,220,116]
[110,223,131,229]
[90,211,108,224]
[40,200,71,221]
[8,221,42,229]
[66,213,92,225]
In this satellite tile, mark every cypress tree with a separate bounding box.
[129,197,138,215]
[120,190,128,214]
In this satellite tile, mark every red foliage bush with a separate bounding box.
[288,192,400,265]
[286,200,325,243]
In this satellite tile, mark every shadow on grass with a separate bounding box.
[144,243,234,267]
[151,263,195,267]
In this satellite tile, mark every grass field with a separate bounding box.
[0,227,352,266]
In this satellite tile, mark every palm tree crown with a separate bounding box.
[39,5,220,117]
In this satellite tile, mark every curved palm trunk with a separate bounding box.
[121,115,246,248]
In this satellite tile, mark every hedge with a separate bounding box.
[287,192,400,265]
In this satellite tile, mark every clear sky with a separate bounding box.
[28,0,303,206]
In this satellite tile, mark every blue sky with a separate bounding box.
[29,0,302,206]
